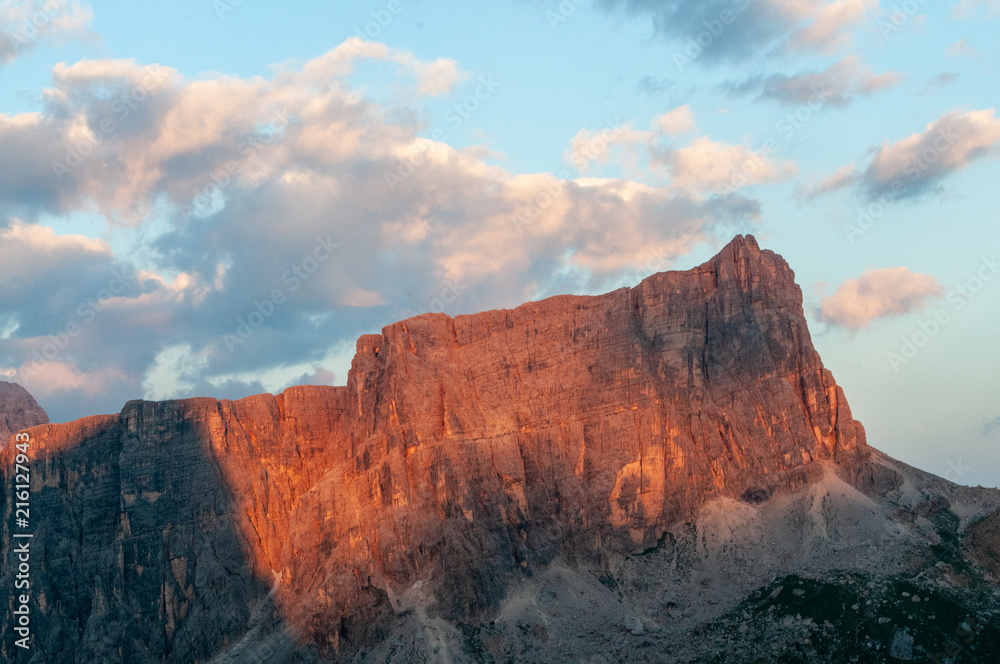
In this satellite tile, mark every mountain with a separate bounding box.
[2,235,998,663]
[0,381,49,443]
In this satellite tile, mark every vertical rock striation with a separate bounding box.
[1,235,878,661]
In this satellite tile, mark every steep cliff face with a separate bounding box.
[0,381,49,442]
[5,235,990,663]
[280,235,870,643]
[1,389,350,663]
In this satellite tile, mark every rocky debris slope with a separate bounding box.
[0,381,49,443]
[403,453,998,663]
[968,508,1000,581]
[1,235,997,663]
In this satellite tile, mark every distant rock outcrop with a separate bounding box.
[1,236,997,663]
[0,381,49,442]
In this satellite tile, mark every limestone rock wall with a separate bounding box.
[0,235,875,661]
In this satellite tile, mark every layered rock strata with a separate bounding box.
[0,236,899,662]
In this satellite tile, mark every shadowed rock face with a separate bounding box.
[0,381,49,442]
[968,508,1000,580]
[4,235,980,663]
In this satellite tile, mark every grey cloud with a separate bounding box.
[601,0,792,62]
[724,56,901,107]
[168,378,269,403]
[637,75,675,94]
[599,0,875,63]
[918,72,958,96]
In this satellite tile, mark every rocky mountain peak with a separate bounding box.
[1,237,997,663]
[0,380,49,443]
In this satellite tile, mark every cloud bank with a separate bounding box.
[0,41,762,421]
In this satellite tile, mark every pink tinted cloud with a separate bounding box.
[819,267,943,330]
[863,108,1000,198]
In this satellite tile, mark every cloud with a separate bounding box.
[299,38,468,93]
[818,267,943,330]
[0,42,764,421]
[162,377,270,404]
[566,123,655,174]
[599,0,878,63]
[657,137,797,192]
[24,360,128,398]
[794,164,860,199]
[983,416,1000,436]
[792,0,880,52]
[0,40,465,223]
[654,106,695,135]
[918,72,959,96]
[409,57,467,96]
[951,0,1000,18]
[566,111,795,192]
[724,56,902,107]
[0,0,95,66]
[0,218,225,420]
[946,38,980,59]
[0,220,118,328]
[861,109,1000,200]
[285,366,338,389]
[805,109,1000,201]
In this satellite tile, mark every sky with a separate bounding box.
[0,0,998,487]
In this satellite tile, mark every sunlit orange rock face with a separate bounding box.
[0,235,872,660]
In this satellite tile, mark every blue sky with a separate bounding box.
[1,0,998,486]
